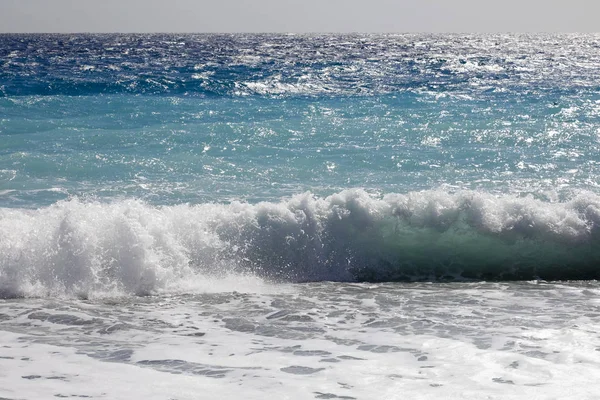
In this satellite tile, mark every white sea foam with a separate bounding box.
[2,282,600,399]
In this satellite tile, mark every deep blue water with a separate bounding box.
[2,34,600,294]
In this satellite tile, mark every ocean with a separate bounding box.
[1,33,600,399]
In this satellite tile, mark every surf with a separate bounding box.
[1,189,600,298]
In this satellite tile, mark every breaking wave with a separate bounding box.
[2,189,600,298]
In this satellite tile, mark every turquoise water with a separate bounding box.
[3,92,600,207]
[2,34,600,294]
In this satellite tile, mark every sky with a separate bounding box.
[0,0,597,33]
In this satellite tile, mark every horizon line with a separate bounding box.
[0,31,596,35]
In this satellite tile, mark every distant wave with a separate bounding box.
[1,189,600,298]
[2,33,599,98]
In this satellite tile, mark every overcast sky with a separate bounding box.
[0,0,597,33]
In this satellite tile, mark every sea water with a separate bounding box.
[1,34,600,399]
